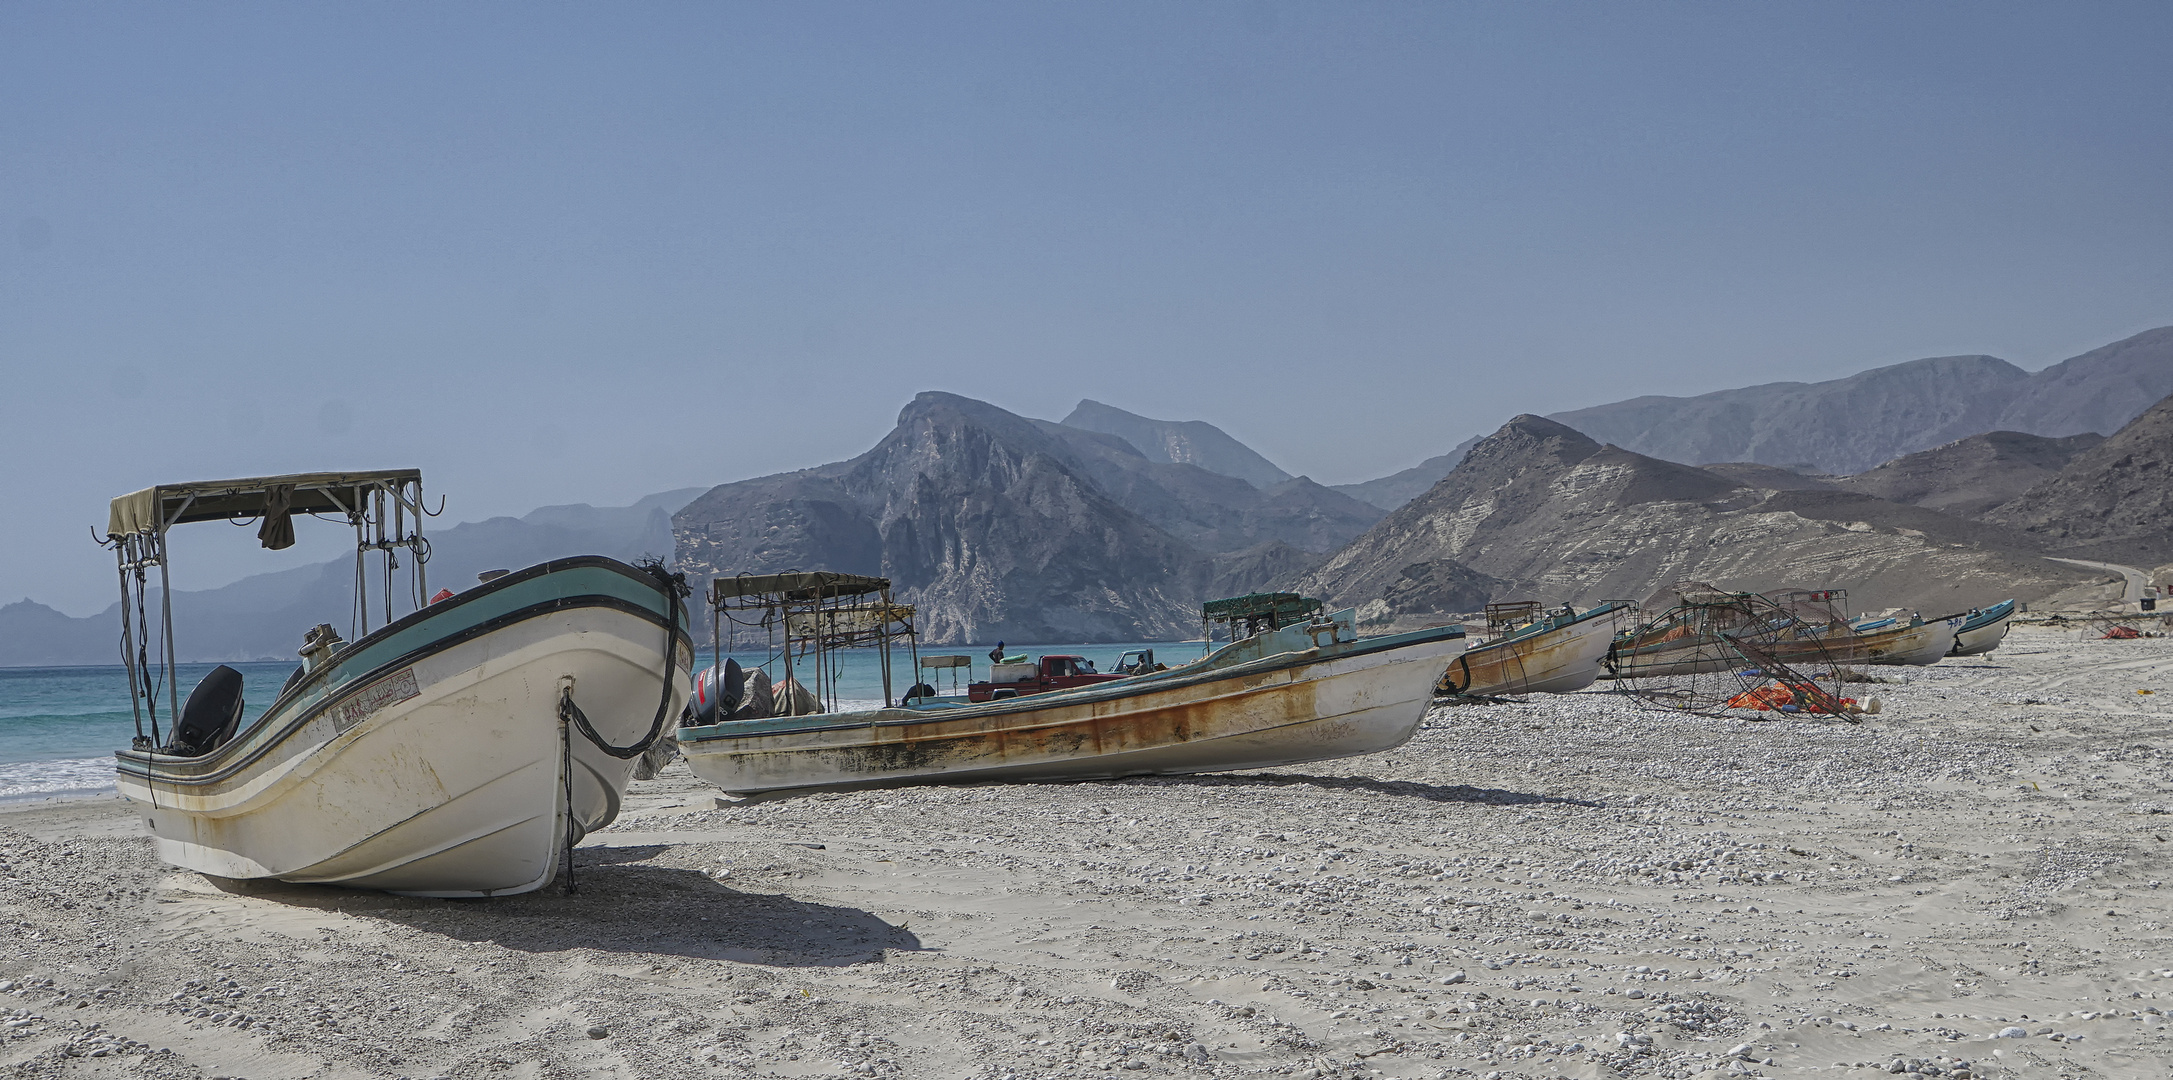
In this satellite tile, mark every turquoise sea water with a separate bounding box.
[0,640,1193,802]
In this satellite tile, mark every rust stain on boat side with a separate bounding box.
[790,670,1324,781]
[1440,611,1620,696]
[1444,625,1595,696]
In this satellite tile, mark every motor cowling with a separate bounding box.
[686,658,746,725]
[168,665,245,757]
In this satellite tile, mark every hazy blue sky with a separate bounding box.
[6,1,2170,615]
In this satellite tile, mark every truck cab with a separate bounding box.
[967,654,1127,702]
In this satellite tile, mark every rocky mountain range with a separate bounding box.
[1831,431,2104,517]
[673,393,1384,644]
[1292,414,2094,624]
[1059,399,1295,490]
[1329,445,1475,512]
[7,326,2167,664]
[1547,325,2173,475]
[1984,391,2173,565]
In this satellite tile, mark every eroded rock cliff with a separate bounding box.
[1295,415,2090,619]
[1985,392,2173,564]
[677,393,1212,643]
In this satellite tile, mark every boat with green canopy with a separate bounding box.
[675,583,1465,796]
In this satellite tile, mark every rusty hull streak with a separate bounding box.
[1441,616,1616,697]
[686,632,1462,795]
[817,675,1324,780]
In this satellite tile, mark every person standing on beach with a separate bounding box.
[989,640,1006,664]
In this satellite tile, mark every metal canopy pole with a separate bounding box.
[353,514,368,638]
[155,532,179,726]
[406,480,427,605]
[113,542,144,742]
[376,486,392,625]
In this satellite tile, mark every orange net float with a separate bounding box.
[1726,681,1860,714]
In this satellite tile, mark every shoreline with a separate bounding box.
[2,626,2168,1078]
[0,788,118,810]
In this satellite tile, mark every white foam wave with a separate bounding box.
[0,757,117,803]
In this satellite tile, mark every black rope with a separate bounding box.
[134,560,162,745]
[561,719,578,895]
[1437,650,1473,696]
[559,562,686,759]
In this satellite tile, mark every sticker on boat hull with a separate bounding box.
[331,668,420,733]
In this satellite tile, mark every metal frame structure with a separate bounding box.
[707,572,920,713]
[1200,592,1324,653]
[100,471,432,750]
[918,654,973,696]
[1608,582,1862,720]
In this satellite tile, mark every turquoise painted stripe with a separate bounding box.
[239,563,678,754]
[1959,599,2014,632]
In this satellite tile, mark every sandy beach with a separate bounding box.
[4,626,2170,1080]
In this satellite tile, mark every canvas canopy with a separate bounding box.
[1201,592,1322,623]
[784,603,915,639]
[107,470,423,542]
[709,571,890,602]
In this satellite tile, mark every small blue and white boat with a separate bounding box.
[1937,599,2015,657]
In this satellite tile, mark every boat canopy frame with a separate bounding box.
[99,469,434,750]
[706,571,920,713]
[1201,592,1325,653]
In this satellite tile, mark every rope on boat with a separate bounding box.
[559,561,688,759]
[1437,651,1473,696]
[554,561,686,895]
[560,718,579,895]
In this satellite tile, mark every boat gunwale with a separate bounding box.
[1441,600,1628,695]
[116,558,691,787]
[678,622,1465,746]
[1464,600,1630,654]
[1930,599,2016,633]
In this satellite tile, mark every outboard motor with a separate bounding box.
[167,665,245,757]
[687,658,746,725]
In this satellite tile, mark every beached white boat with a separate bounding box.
[1944,599,2015,657]
[101,473,691,896]
[1854,614,1961,666]
[1438,601,1631,697]
[676,582,1464,796]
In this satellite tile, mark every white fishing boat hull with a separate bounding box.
[1862,618,1960,666]
[1951,610,2014,656]
[1442,603,1628,696]
[679,621,1464,796]
[114,559,691,897]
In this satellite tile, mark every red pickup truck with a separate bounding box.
[966,654,1127,702]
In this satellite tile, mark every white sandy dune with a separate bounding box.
[3,626,2171,1079]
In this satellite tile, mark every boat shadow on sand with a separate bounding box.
[1113,772,1602,809]
[205,849,921,967]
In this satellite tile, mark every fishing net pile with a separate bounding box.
[1605,583,1867,721]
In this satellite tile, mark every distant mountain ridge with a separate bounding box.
[1834,431,2104,517]
[13,327,2166,664]
[674,392,1382,644]
[1330,440,1478,511]
[1547,326,2173,475]
[0,489,701,667]
[1060,399,1295,490]
[1293,414,2090,622]
[676,393,1208,643]
[1985,391,2173,564]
